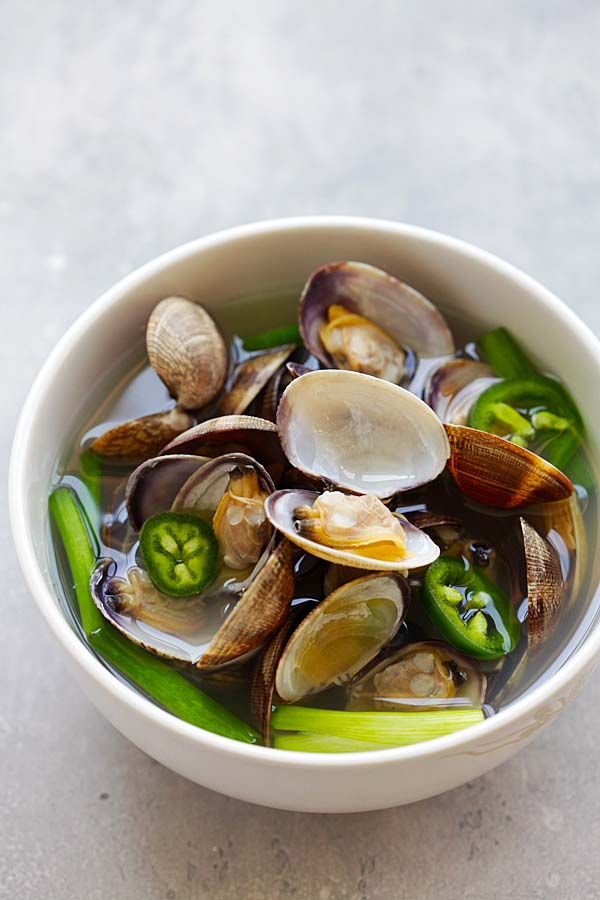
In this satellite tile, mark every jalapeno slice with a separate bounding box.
[139,511,219,597]
[468,375,583,470]
[421,557,520,659]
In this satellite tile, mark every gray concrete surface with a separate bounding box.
[2,1,600,897]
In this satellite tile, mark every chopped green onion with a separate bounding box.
[243,324,301,352]
[49,486,259,745]
[271,706,484,750]
[477,327,536,379]
[273,734,386,753]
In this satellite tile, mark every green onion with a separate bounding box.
[49,486,259,745]
[270,706,484,751]
[476,327,536,379]
[243,324,301,352]
[273,734,386,753]
[78,448,103,529]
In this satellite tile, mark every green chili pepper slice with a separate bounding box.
[421,557,520,659]
[139,511,219,597]
[468,375,584,470]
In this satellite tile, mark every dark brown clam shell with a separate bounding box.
[161,415,286,472]
[125,453,209,531]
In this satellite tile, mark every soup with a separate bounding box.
[48,262,598,752]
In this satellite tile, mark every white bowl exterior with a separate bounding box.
[10,217,600,813]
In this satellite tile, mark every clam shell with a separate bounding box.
[445,424,574,509]
[125,454,210,531]
[250,602,314,744]
[196,539,295,670]
[521,517,564,648]
[275,572,410,702]
[90,407,194,461]
[171,452,275,515]
[160,414,285,472]
[299,261,454,368]
[265,489,440,570]
[348,640,486,711]
[146,296,228,410]
[277,370,450,498]
[424,359,498,425]
[217,345,296,416]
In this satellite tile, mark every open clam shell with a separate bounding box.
[90,539,295,669]
[424,359,498,425]
[146,296,228,410]
[265,489,440,570]
[90,407,195,462]
[161,415,285,472]
[445,424,574,509]
[299,262,454,374]
[275,572,410,703]
[348,640,486,711]
[277,370,450,498]
[521,518,564,648]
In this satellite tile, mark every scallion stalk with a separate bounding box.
[49,486,259,745]
[270,706,484,751]
[243,324,301,352]
[476,326,536,379]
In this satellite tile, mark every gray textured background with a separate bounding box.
[3,2,600,898]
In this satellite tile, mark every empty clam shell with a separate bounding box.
[265,489,439,570]
[521,518,564,648]
[445,424,574,509]
[90,407,195,461]
[275,572,410,702]
[299,262,454,372]
[277,370,450,498]
[146,296,228,410]
[161,415,285,471]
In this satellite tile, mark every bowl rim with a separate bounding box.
[10,214,600,769]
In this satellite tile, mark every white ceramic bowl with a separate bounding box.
[10,217,600,813]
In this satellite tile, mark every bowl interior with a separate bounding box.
[14,217,600,744]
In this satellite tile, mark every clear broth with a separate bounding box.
[48,287,600,734]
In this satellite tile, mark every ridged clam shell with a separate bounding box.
[146,296,228,410]
[299,261,454,367]
[521,518,564,648]
[196,539,295,670]
[217,345,296,416]
[161,415,285,471]
[90,407,194,461]
[445,424,574,508]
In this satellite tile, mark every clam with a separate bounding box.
[444,424,574,509]
[90,539,295,668]
[146,296,228,410]
[161,415,286,472]
[348,641,486,711]
[521,518,564,648]
[217,345,296,416]
[275,572,410,702]
[277,370,450,498]
[299,262,454,384]
[424,359,498,425]
[90,407,195,461]
[265,489,439,570]
[250,602,314,743]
